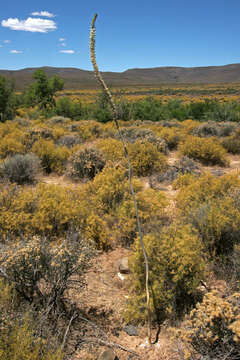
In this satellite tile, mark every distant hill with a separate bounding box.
[1,63,240,90]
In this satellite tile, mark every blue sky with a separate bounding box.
[0,0,240,71]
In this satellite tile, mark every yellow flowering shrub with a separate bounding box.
[175,291,240,359]
[97,138,168,176]
[181,119,200,135]
[172,173,197,190]
[76,120,104,140]
[0,135,26,159]
[176,173,240,257]
[80,167,168,248]
[31,139,70,174]
[128,140,168,176]
[179,136,229,166]
[96,138,124,162]
[51,126,67,141]
[0,183,84,238]
[125,225,206,323]
[155,126,182,149]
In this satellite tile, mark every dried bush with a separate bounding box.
[0,235,93,359]
[56,134,83,148]
[218,122,238,137]
[67,147,105,180]
[0,236,92,311]
[176,291,240,360]
[13,117,31,127]
[192,121,220,137]
[113,126,168,153]
[125,225,206,324]
[153,156,200,184]
[159,120,181,128]
[47,116,70,125]
[179,136,229,166]
[192,121,237,138]
[28,127,53,140]
[222,136,240,154]
[0,153,41,184]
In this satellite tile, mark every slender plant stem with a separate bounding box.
[90,13,152,344]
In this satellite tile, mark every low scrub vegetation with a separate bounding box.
[179,136,229,166]
[1,74,240,358]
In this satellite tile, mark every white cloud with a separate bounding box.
[0,45,2,47]
[31,11,55,18]
[1,17,57,33]
[59,37,66,42]
[3,40,10,43]
[60,42,66,47]
[60,50,75,54]
[10,50,23,54]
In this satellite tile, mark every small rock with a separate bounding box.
[119,257,130,274]
[210,169,225,177]
[117,272,126,281]
[98,349,119,360]
[124,325,138,336]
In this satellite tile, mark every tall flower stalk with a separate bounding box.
[90,13,152,344]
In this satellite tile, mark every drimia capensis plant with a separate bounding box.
[90,13,152,344]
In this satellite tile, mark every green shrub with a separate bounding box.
[0,153,41,184]
[47,115,70,125]
[179,136,229,166]
[67,147,106,180]
[125,225,206,324]
[0,315,63,360]
[205,101,240,122]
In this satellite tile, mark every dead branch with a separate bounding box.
[61,312,78,351]
[78,336,141,358]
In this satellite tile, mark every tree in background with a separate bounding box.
[24,69,64,110]
[0,76,15,122]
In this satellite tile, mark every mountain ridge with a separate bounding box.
[1,63,240,90]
